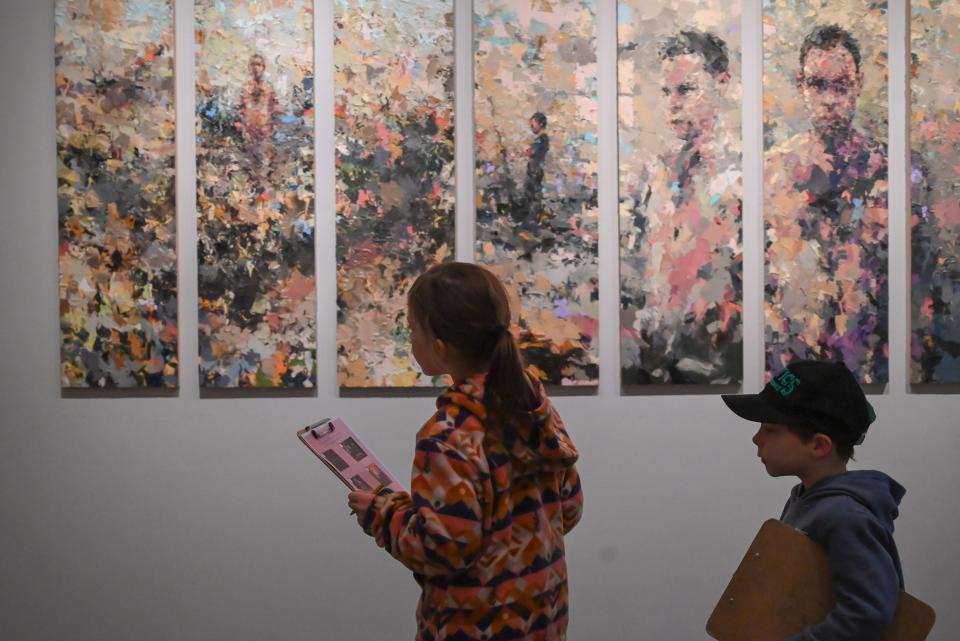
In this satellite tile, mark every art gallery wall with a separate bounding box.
[1,0,958,640]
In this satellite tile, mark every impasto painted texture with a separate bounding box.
[335,0,455,388]
[763,0,889,383]
[618,1,742,385]
[910,1,960,383]
[475,0,599,386]
[196,0,315,388]
[56,0,178,388]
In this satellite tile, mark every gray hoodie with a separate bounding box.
[781,470,905,641]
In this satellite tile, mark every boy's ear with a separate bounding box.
[810,433,835,459]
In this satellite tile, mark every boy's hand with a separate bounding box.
[347,490,375,526]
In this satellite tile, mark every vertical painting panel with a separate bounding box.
[56,0,178,388]
[763,0,889,383]
[618,1,743,385]
[195,1,316,388]
[475,0,599,386]
[335,0,456,388]
[910,1,960,383]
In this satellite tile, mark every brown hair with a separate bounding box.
[408,262,538,427]
[785,422,855,463]
[799,24,861,75]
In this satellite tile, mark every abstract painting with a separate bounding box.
[335,0,456,388]
[910,0,960,383]
[618,1,742,385]
[763,0,889,384]
[196,0,315,388]
[475,0,599,386]
[56,0,178,388]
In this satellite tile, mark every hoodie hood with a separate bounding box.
[441,369,578,473]
[786,470,905,532]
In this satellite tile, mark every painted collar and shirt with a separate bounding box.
[621,139,743,384]
[780,470,905,641]
[765,130,888,383]
[360,370,582,641]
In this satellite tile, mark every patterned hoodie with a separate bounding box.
[361,370,583,641]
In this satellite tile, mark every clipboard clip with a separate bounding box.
[305,418,333,439]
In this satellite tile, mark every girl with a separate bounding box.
[348,262,583,641]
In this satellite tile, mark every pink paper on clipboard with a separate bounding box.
[297,417,405,493]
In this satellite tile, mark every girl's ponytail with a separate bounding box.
[484,326,538,430]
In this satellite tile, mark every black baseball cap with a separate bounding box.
[721,360,876,446]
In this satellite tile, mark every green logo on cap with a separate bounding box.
[770,369,801,397]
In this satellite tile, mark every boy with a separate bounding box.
[722,360,905,641]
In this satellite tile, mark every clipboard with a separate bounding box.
[706,519,935,641]
[297,417,405,493]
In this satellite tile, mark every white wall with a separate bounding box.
[1,1,958,640]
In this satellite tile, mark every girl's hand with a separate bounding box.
[347,490,376,526]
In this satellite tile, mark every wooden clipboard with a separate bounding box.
[706,519,935,641]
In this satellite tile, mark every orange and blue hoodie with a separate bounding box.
[361,370,583,641]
